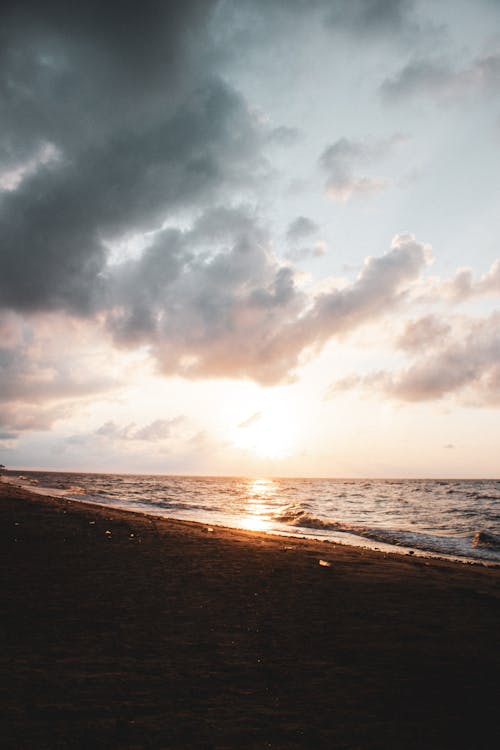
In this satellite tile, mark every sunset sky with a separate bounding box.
[1,0,500,477]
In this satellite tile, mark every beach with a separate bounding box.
[1,482,499,749]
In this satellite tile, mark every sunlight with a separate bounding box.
[231,407,298,460]
[238,478,276,532]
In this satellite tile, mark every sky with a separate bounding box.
[1,0,500,477]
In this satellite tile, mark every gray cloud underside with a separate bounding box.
[107,223,428,383]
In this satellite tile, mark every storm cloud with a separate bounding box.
[0,1,272,316]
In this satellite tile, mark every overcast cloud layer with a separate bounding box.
[1,0,500,461]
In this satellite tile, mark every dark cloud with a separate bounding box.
[0,77,269,314]
[0,2,216,167]
[0,0,273,315]
[381,54,500,101]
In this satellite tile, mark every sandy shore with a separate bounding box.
[1,482,499,749]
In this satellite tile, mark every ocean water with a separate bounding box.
[5,471,500,564]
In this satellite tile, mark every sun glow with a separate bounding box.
[231,407,298,459]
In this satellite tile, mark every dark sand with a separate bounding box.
[1,482,499,749]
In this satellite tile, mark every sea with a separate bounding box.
[4,471,500,564]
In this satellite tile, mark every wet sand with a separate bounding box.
[1,481,499,749]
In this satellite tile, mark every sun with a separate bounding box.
[231,407,297,459]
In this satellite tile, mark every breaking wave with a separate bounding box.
[473,531,500,549]
[276,510,341,530]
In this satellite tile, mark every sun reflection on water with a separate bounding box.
[239,478,276,532]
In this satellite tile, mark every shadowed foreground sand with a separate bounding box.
[1,482,499,749]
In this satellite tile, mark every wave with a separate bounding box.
[276,509,341,531]
[274,509,500,562]
[472,531,500,549]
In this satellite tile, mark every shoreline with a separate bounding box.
[3,475,498,567]
[2,481,499,748]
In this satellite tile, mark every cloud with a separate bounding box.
[0,402,70,433]
[95,417,185,443]
[0,432,17,441]
[396,315,452,352]
[319,135,406,201]
[286,216,319,243]
[285,217,325,261]
[235,0,417,38]
[381,53,500,102]
[440,260,500,302]
[267,126,302,146]
[0,2,428,394]
[0,311,122,437]
[416,259,500,306]
[298,233,430,345]
[0,1,277,316]
[325,0,416,36]
[106,211,430,383]
[106,206,307,383]
[0,313,116,404]
[286,242,327,262]
[238,412,262,429]
[328,312,500,406]
[2,0,494,411]
[0,79,269,315]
